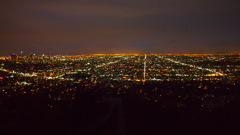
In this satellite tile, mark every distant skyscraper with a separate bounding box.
[20,51,23,57]
[28,53,34,59]
[10,53,18,61]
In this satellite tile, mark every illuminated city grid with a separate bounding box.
[1,54,239,83]
[0,54,240,111]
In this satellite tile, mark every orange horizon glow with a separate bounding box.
[1,53,240,57]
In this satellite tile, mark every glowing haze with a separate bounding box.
[0,0,239,55]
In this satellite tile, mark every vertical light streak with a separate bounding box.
[143,54,147,84]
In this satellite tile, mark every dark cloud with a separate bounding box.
[0,0,239,55]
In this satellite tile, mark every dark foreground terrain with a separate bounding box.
[1,87,240,135]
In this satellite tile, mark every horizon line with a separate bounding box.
[1,53,240,57]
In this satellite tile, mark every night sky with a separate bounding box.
[0,0,239,55]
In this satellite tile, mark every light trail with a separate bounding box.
[97,60,120,68]
[162,57,225,76]
[143,54,147,84]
